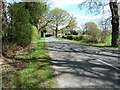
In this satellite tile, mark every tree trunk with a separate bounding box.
[109,1,119,47]
[53,31,54,36]
[55,25,58,38]
[39,31,41,39]
[41,31,44,37]
[2,0,7,26]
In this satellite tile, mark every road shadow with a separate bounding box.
[46,39,120,88]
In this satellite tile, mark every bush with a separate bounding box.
[73,35,83,40]
[62,35,65,38]
[73,36,78,40]
[66,35,73,40]
[78,35,84,40]
[5,22,33,47]
[15,23,33,47]
[100,30,111,43]
[83,35,97,43]
[5,3,33,47]
[31,26,40,41]
[65,33,71,35]
[45,33,53,37]
[63,36,67,39]
[62,35,84,41]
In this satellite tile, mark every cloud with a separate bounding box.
[90,13,111,20]
[51,0,86,7]
[100,5,110,11]
[51,0,118,7]
[73,13,111,21]
[72,12,111,26]
[51,0,120,8]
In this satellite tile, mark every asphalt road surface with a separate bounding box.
[45,37,120,88]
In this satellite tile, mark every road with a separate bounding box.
[45,37,120,88]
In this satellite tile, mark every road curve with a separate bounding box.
[45,37,120,88]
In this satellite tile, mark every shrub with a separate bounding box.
[78,35,84,40]
[73,36,78,40]
[45,33,53,37]
[100,30,111,43]
[62,35,65,38]
[5,22,33,47]
[6,3,33,47]
[65,33,71,35]
[15,23,33,47]
[64,35,67,39]
[83,35,97,43]
[73,35,83,40]
[31,26,40,41]
[62,35,67,39]
[71,30,78,35]
[66,35,73,40]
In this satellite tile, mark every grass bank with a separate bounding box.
[2,38,55,88]
[56,38,120,49]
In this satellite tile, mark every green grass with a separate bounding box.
[2,38,55,88]
[56,38,120,49]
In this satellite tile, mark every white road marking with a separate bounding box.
[97,59,120,71]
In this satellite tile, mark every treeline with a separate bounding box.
[82,22,111,43]
[2,1,78,56]
[62,22,111,45]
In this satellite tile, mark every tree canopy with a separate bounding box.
[84,22,102,42]
[49,8,77,37]
[3,1,48,47]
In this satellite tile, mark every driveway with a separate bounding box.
[45,37,120,88]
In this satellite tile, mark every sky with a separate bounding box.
[7,0,120,30]
[50,0,110,29]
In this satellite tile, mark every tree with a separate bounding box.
[84,22,102,42]
[79,0,119,47]
[24,2,48,29]
[23,2,49,37]
[109,1,119,47]
[70,30,78,35]
[101,30,111,43]
[2,0,7,37]
[49,8,77,37]
[2,0,7,27]
[3,1,49,46]
[37,13,52,37]
[7,2,32,46]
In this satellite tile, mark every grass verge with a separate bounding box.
[56,38,120,49]
[2,38,55,88]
